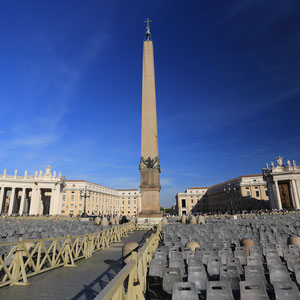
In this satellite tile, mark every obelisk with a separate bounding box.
[138,19,162,222]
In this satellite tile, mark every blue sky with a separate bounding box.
[0,0,299,207]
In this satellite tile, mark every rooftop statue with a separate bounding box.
[45,165,52,177]
[276,156,283,167]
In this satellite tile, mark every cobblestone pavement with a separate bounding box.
[0,230,150,300]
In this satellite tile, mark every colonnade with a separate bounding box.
[0,166,65,216]
[0,185,62,216]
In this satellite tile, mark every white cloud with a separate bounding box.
[12,134,58,147]
[160,177,173,186]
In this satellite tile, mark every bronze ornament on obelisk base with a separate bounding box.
[138,19,162,224]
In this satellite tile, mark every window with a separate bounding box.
[79,204,82,207]
[71,195,74,201]
[182,199,186,208]
[256,191,260,197]
[265,190,268,197]
[128,200,130,204]
[62,195,66,201]
[246,191,251,196]
[134,200,136,204]
[191,199,194,204]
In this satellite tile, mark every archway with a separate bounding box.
[12,189,22,214]
[278,181,293,209]
[25,190,32,215]
[3,188,11,214]
[41,189,51,215]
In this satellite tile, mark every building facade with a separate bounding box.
[62,180,120,216]
[176,175,269,215]
[118,189,142,217]
[263,156,300,210]
[205,175,269,213]
[61,181,142,217]
[176,187,209,216]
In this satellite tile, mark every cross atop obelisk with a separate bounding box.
[138,19,162,222]
[144,18,152,40]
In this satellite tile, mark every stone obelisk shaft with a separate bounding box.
[139,39,161,218]
[141,40,159,159]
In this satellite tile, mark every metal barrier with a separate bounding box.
[0,222,135,287]
[135,222,157,231]
[96,222,162,300]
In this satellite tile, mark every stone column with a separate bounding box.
[51,187,62,215]
[19,188,26,215]
[29,187,40,215]
[28,190,34,215]
[274,181,282,209]
[0,187,5,213]
[8,188,16,216]
[29,189,35,215]
[36,189,42,215]
[49,188,54,215]
[24,190,29,214]
[291,180,300,209]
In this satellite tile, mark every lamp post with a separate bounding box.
[80,186,89,218]
[224,183,236,214]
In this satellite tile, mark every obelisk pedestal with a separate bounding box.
[138,20,162,224]
[139,168,161,217]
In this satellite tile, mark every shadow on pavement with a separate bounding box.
[70,258,124,300]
